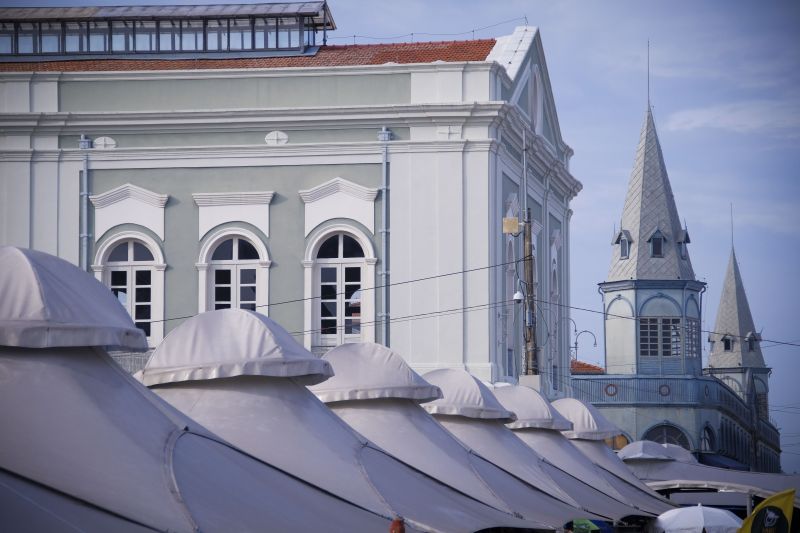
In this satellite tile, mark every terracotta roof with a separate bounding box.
[570,359,605,375]
[0,39,496,72]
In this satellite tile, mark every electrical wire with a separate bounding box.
[326,16,529,43]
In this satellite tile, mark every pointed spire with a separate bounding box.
[708,248,765,368]
[607,107,695,282]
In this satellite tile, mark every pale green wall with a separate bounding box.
[90,164,382,338]
[60,74,411,112]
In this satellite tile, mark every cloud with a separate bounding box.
[664,100,800,134]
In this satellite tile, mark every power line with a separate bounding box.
[326,16,528,43]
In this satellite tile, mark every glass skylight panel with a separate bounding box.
[180,20,202,51]
[111,21,133,52]
[18,22,38,54]
[41,22,63,53]
[229,18,252,50]
[89,21,109,52]
[0,23,12,54]
[134,21,156,52]
[159,20,179,52]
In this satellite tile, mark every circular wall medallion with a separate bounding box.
[264,130,289,145]
[605,383,618,397]
[93,136,117,149]
[659,384,671,397]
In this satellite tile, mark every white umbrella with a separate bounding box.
[654,504,742,533]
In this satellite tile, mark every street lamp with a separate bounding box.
[573,330,597,360]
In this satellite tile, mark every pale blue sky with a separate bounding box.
[9,0,799,471]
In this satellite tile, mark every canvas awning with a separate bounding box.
[421,369,610,524]
[140,313,536,533]
[495,385,652,520]
[620,441,800,506]
[310,343,552,530]
[553,398,675,515]
[0,247,391,531]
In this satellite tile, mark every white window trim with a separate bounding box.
[197,227,271,315]
[92,230,166,346]
[303,224,376,351]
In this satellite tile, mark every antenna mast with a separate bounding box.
[647,39,650,107]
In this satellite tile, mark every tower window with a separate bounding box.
[651,236,663,257]
[748,337,756,352]
[620,237,630,259]
[639,317,681,357]
[722,337,733,351]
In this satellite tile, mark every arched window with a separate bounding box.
[315,233,365,348]
[700,425,716,452]
[208,236,261,311]
[643,424,691,450]
[93,233,165,345]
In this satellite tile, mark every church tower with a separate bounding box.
[600,108,705,376]
[707,249,770,419]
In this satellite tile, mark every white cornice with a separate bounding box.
[299,177,378,204]
[89,183,168,208]
[192,191,274,207]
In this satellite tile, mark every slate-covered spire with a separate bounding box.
[607,107,695,282]
[708,248,766,368]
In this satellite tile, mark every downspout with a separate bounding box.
[378,126,392,346]
[79,134,92,271]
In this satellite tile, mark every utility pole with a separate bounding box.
[523,207,538,375]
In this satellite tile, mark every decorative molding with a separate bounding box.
[90,183,168,209]
[192,191,274,207]
[89,184,168,241]
[299,177,378,204]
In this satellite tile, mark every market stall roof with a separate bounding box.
[137,309,332,386]
[492,383,573,431]
[619,441,800,506]
[0,246,146,350]
[421,369,609,524]
[141,313,530,533]
[618,440,695,462]
[310,343,551,529]
[552,397,622,440]
[0,247,391,531]
[496,385,650,520]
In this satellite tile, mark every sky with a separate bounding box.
[9,0,799,471]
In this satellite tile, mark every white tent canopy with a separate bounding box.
[493,383,573,431]
[553,398,675,515]
[310,343,553,530]
[0,247,391,532]
[494,384,654,520]
[140,311,532,533]
[654,504,741,533]
[620,441,800,506]
[421,369,610,524]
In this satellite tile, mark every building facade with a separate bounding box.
[572,108,781,472]
[0,4,580,395]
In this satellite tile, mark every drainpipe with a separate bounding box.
[78,134,92,271]
[378,126,392,346]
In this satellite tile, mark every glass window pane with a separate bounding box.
[240,286,256,302]
[207,20,227,51]
[321,285,337,300]
[345,302,359,317]
[134,21,156,52]
[317,236,339,258]
[277,17,298,48]
[109,241,129,262]
[0,23,13,54]
[215,287,231,302]
[110,270,127,285]
[136,322,151,336]
[18,23,38,54]
[112,21,133,52]
[321,302,336,317]
[254,18,276,49]
[65,22,87,53]
[135,270,151,285]
[215,303,231,310]
[135,287,151,302]
[320,319,337,334]
[238,239,259,260]
[181,20,203,51]
[135,304,151,320]
[240,303,256,311]
[133,242,154,261]
[229,18,251,50]
[320,267,336,283]
[89,21,108,52]
[345,285,360,300]
[212,239,233,260]
[345,318,360,335]
[342,235,364,258]
[345,267,361,282]
[215,269,231,284]
[159,20,178,51]
[240,268,256,284]
[41,22,62,53]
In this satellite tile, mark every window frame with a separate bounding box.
[639,316,682,357]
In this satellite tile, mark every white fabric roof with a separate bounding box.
[0,246,146,350]
[422,369,516,422]
[143,315,532,533]
[552,397,623,440]
[138,309,332,386]
[0,346,390,531]
[310,342,442,403]
[618,440,696,463]
[654,504,741,533]
[570,439,675,515]
[492,383,573,430]
[620,441,800,506]
[510,425,648,519]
